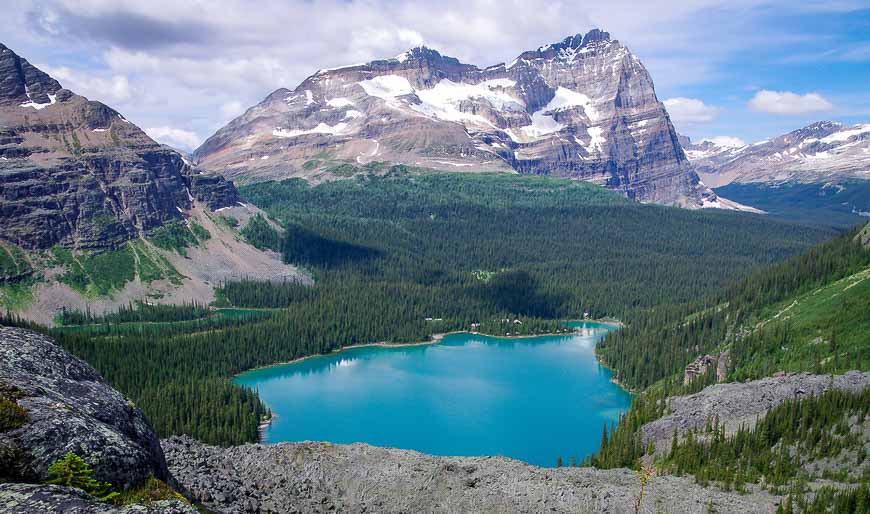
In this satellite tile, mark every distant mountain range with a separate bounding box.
[680,121,870,187]
[194,30,720,207]
[680,122,870,228]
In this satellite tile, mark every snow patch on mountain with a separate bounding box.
[20,93,57,110]
[327,97,355,108]
[273,122,351,138]
[586,127,606,154]
[358,75,414,106]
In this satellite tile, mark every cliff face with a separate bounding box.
[0,43,237,251]
[194,30,704,206]
[0,326,167,489]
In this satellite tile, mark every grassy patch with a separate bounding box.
[112,477,188,507]
[729,265,870,379]
[149,222,201,256]
[51,241,183,297]
[0,278,36,310]
[129,241,183,286]
[216,214,239,229]
[0,241,32,280]
[189,220,210,242]
[0,383,27,432]
[52,246,136,297]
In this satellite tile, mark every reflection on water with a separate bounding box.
[235,322,630,467]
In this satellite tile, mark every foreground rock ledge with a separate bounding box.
[163,436,780,513]
[0,326,168,488]
[0,483,195,514]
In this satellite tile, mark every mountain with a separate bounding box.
[195,30,709,206]
[0,43,306,324]
[682,121,870,187]
[680,122,870,227]
[0,43,237,251]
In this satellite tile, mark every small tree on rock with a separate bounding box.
[46,452,119,502]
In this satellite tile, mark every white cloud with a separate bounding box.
[702,136,746,148]
[144,126,201,151]
[220,101,245,120]
[748,90,833,115]
[663,97,720,124]
[2,0,863,149]
[40,65,135,104]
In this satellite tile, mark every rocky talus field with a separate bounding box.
[162,436,781,513]
[642,371,870,455]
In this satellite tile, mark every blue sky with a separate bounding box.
[3,0,869,150]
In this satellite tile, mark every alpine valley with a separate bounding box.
[1,24,869,514]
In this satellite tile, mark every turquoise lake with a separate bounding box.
[234,322,631,467]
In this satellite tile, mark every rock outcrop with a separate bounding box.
[642,371,870,455]
[0,43,237,251]
[682,351,729,385]
[0,326,168,488]
[195,29,708,206]
[162,435,781,513]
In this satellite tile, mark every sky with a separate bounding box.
[3,0,869,151]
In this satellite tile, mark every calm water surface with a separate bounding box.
[234,322,631,467]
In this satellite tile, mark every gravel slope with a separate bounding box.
[163,436,781,513]
[641,371,870,455]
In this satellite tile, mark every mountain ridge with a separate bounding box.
[194,29,715,207]
[681,120,870,187]
[0,42,238,251]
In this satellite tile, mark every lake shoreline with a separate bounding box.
[233,319,620,377]
[593,351,636,395]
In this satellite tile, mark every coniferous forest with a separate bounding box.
[5,173,834,448]
[3,171,868,511]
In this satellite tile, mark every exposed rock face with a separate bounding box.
[682,121,870,187]
[0,326,168,489]
[162,435,781,513]
[682,351,729,385]
[0,43,238,251]
[195,30,706,206]
[0,483,196,514]
[642,371,870,455]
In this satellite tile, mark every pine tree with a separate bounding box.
[45,453,118,502]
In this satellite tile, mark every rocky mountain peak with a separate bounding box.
[780,120,843,144]
[195,29,710,207]
[582,28,611,46]
[518,29,615,63]
[393,45,459,65]
[0,41,238,250]
[0,43,62,106]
